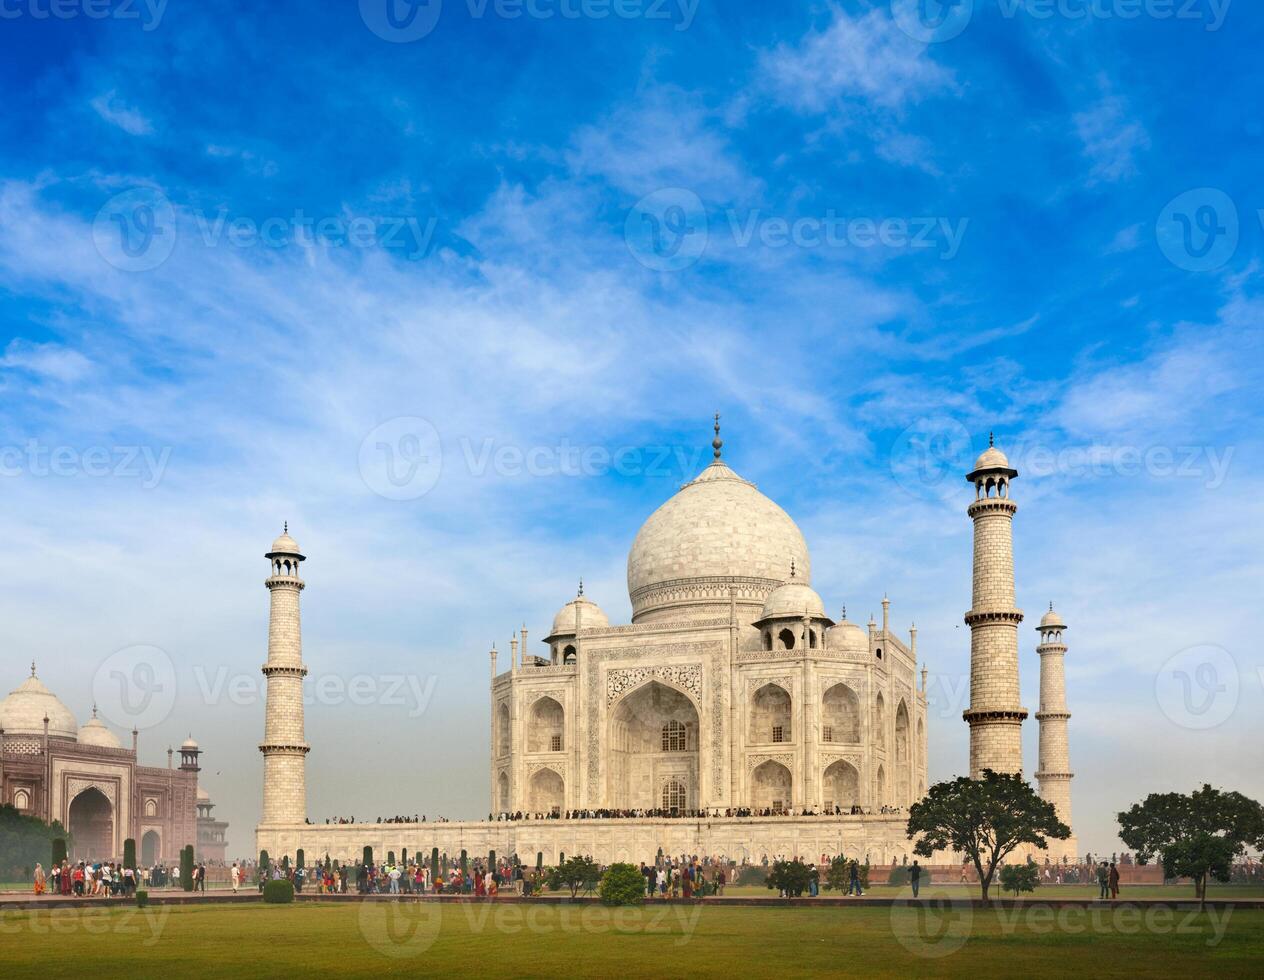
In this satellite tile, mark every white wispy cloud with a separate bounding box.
[758,7,955,113]
[1074,93,1150,184]
[89,90,154,136]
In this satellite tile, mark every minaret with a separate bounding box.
[963,436,1027,777]
[259,524,310,825]
[1036,604,1077,856]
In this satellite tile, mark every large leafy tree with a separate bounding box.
[1118,785,1264,910]
[765,859,812,898]
[906,770,1069,902]
[0,805,71,879]
[546,855,601,898]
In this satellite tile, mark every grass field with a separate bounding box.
[0,900,1260,978]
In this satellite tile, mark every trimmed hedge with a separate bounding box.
[263,880,295,904]
[135,890,149,908]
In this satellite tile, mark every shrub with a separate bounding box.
[888,866,911,886]
[259,850,270,874]
[734,864,767,887]
[123,838,136,870]
[263,880,295,904]
[297,849,305,870]
[135,890,149,908]
[52,838,67,867]
[363,846,373,868]
[599,863,645,906]
[1000,861,1039,897]
[766,859,811,898]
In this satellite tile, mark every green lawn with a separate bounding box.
[723,882,1264,900]
[0,900,1260,978]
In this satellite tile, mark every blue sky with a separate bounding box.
[1,1,1261,857]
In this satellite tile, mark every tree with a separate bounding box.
[599,863,645,906]
[297,848,305,870]
[765,859,812,898]
[999,860,1039,897]
[259,850,270,875]
[180,845,195,891]
[363,846,373,868]
[51,836,67,868]
[906,770,1069,902]
[123,838,137,871]
[547,856,601,898]
[1118,785,1264,910]
[431,847,440,879]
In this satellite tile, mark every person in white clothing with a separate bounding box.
[231,863,241,893]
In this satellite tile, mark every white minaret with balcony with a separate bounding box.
[963,436,1027,778]
[259,524,309,825]
[1036,603,1077,859]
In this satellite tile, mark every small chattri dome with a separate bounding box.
[827,613,869,651]
[967,434,1018,480]
[758,580,828,623]
[1039,604,1067,630]
[266,523,303,558]
[78,707,122,749]
[196,786,211,802]
[546,591,609,641]
[0,669,78,740]
[181,735,200,751]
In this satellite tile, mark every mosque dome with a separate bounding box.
[757,579,828,623]
[181,735,200,751]
[627,454,811,624]
[78,708,122,749]
[546,591,610,641]
[196,787,210,803]
[0,669,78,740]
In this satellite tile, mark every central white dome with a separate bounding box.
[627,458,811,623]
[0,672,78,740]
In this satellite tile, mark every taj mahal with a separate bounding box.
[254,422,1078,865]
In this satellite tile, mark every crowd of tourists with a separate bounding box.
[491,804,904,822]
[30,858,217,897]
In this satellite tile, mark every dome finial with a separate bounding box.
[789,558,796,579]
[284,520,288,534]
[92,704,98,719]
[712,412,723,459]
[30,660,36,677]
[1049,600,1054,612]
[989,431,995,448]
[578,577,584,597]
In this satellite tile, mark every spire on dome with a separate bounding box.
[789,558,796,579]
[284,521,288,534]
[712,412,723,459]
[989,431,995,448]
[30,661,36,677]
[578,577,584,597]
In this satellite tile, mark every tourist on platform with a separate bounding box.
[33,863,45,895]
[1108,862,1120,900]
[1096,862,1109,900]
[231,863,241,893]
[910,860,922,899]
[848,860,863,897]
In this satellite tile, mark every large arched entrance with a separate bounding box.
[527,768,564,815]
[822,760,860,812]
[68,788,114,861]
[751,760,792,812]
[141,829,161,865]
[608,681,699,810]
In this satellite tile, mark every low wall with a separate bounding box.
[256,814,915,867]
